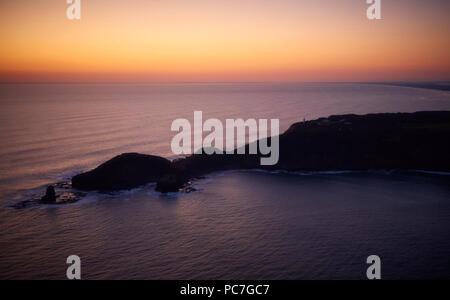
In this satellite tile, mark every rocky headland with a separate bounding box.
[71,111,450,193]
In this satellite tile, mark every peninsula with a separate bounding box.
[71,111,450,193]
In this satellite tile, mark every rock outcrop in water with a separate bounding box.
[72,111,450,193]
[15,183,85,209]
[41,186,57,203]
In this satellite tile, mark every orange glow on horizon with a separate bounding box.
[1,0,449,82]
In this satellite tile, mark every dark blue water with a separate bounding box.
[0,171,449,279]
[1,83,450,279]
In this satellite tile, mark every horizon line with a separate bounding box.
[1,80,449,85]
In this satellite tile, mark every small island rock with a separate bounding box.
[41,186,57,203]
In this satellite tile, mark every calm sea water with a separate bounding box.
[0,83,449,279]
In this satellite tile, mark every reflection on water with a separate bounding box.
[0,171,449,279]
[0,83,449,279]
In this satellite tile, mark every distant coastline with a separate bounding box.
[368,82,450,92]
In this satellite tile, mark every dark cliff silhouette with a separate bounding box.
[72,111,450,193]
[72,153,171,191]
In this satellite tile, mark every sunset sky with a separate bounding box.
[0,0,449,82]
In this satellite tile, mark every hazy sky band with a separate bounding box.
[0,0,449,82]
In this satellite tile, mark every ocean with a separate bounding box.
[0,82,449,279]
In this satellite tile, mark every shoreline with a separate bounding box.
[11,167,450,209]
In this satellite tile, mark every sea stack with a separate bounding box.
[41,186,57,203]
